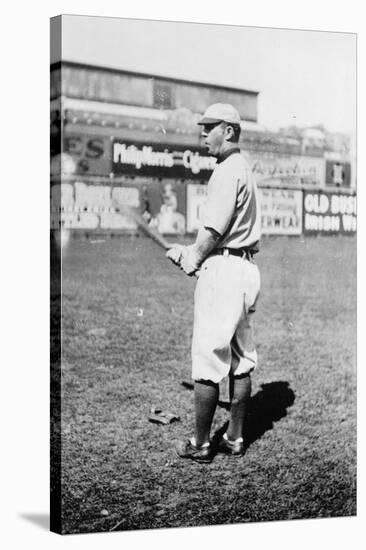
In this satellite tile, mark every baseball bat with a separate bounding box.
[111,199,199,277]
[112,199,172,250]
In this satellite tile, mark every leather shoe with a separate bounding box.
[176,439,213,463]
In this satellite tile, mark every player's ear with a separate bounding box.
[225,124,234,142]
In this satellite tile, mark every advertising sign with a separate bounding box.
[186,183,208,233]
[259,188,303,235]
[325,160,351,187]
[244,151,325,186]
[63,134,112,175]
[187,185,304,236]
[113,140,216,179]
[140,181,186,235]
[50,181,140,230]
[50,180,186,234]
[303,191,356,234]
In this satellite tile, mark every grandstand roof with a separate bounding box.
[51,61,260,98]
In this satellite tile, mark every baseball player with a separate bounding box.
[167,103,261,463]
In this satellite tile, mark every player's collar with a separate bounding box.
[216,147,241,164]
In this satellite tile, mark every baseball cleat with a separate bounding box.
[176,439,213,463]
[217,434,245,456]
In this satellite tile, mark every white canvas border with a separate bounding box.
[1,2,364,549]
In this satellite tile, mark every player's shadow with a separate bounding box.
[214,381,295,448]
[182,380,295,448]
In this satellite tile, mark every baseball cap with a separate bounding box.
[197,103,241,125]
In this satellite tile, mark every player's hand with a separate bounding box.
[180,246,200,276]
[166,244,185,265]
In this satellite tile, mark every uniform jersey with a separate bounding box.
[201,149,261,249]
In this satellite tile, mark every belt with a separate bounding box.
[211,247,253,259]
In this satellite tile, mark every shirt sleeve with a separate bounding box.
[202,166,239,236]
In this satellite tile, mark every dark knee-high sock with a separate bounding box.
[194,380,219,447]
[227,374,251,441]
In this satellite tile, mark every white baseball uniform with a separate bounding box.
[192,149,261,383]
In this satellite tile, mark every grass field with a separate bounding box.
[57,234,356,534]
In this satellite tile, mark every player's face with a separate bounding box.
[201,122,226,156]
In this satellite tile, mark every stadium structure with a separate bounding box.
[50,61,356,237]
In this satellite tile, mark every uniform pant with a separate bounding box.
[192,253,260,383]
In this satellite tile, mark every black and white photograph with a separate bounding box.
[49,13,358,536]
